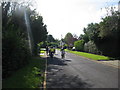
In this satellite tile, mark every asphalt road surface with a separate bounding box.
[46,50,118,88]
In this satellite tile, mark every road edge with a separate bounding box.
[65,50,119,69]
[43,53,47,90]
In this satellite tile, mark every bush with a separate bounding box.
[2,29,31,78]
[74,40,84,51]
[84,41,101,54]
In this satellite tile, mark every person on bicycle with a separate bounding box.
[49,46,55,58]
[61,48,65,59]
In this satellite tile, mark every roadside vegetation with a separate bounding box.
[61,5,120,59]
[2,1,119,88]
[3,57,46,88]
[2,1,47,88]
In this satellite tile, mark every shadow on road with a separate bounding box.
[47,57,71,66]
[47,73,93,88]
[46,56,93,88]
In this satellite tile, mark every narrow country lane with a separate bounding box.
[46,50,118,88]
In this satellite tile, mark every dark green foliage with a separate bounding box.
[2,2,48,78]
[3,57,45,88]
[83,23,100,42]
[79,34,89,43]
[2,2,31,78]
[95,10,120,57]
[74,40,84,51]
[80,7,120,58]
[31,15,48,55]
[31,16,48,43]
[2,29,31,78]
[47,34,55,42]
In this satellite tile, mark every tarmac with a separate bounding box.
[46,50,119,88]
[40,51,119,88]
[40,52,120,69]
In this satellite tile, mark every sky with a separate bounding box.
[34,0,119,39]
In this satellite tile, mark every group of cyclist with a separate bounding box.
[46,46,65,59]
[46,46,56,58]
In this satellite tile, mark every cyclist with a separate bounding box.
[61,48,65,59]
[49,46,55,58]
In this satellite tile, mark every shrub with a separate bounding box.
[2,29,31,78]
[84,41,101,54]
[74,40,84,51]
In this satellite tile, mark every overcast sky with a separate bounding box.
[34,0,119,39]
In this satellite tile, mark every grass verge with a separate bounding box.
[65,49,110,60]
[3,57,46,88]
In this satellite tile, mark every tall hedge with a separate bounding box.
[2,2,31,78]
[2,29,31,78]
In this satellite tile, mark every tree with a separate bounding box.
[30,11,48,55]
[2,2,31,78]
[81,5,120,57]
[79,34,89,43]
[47,34,55,42]
[96,9,120,57]
[64,32,74,47]
[31,16,48,43]
[2,1,48,78]
[84,23,100,42]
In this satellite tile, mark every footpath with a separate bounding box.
[97,60,119,69]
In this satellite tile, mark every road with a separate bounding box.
[46,50,118,88]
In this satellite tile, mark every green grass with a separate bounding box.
[3,57,46,88]
[65,49,110,60]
